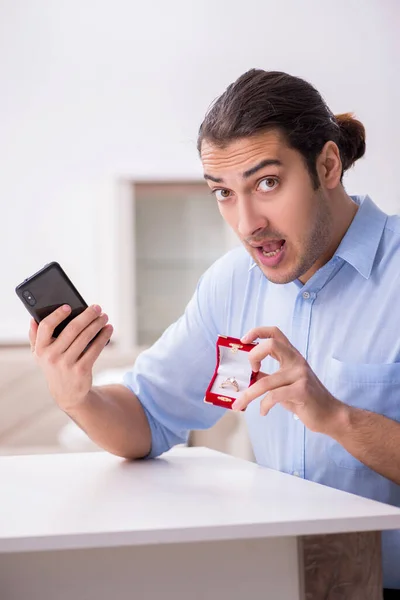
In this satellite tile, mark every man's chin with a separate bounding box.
[243,243,301,284]
[255,258,300,285]
[247,248,295,284]
[259,267,298,284]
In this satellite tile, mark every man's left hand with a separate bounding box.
[232,326,347,435]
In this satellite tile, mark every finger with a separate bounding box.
[35,305,72,351]
[63,312,110,364]
[29,319,38,351]
[53,305,103,354]
[259,386,290,417]
[259,383,304,417]
[232,369,294,412]
[248,337,300,373]
[241,326,291,345]
[77,324,113,369]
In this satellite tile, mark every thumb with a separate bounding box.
[29,318,38,350]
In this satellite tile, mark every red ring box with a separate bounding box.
[204,335,259,411]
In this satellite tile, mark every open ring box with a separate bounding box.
[204,335,259,410]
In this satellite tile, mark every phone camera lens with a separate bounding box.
[23,290,36,306]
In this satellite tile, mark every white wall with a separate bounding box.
[1,0,399,343]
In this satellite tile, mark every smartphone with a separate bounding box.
[15,261,107,342]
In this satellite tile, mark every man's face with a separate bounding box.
[201,130,333,284]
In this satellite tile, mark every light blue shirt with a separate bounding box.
[124,195,400,589]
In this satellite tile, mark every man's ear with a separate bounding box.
[317,141,342,189]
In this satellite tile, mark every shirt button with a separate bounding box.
[302,291,310,299]
[293,471,300,477]
[293,414,300,420]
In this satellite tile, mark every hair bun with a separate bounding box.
[334,112,366,171]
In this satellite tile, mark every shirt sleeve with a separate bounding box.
[123,262,227,458]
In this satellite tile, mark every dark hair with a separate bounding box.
[197,69,366,188]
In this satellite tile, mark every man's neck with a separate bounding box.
[299,191,359,285]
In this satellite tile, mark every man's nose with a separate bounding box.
[237,196,268,238]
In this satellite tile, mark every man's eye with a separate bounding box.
[214,189,231,201]
[258,177,279,192]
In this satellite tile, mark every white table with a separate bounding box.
[1,447,400,600]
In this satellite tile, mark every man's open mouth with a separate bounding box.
[259,239,286,257]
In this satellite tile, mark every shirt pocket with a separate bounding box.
[325,357,400,470]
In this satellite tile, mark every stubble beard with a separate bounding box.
[258,190,333,285]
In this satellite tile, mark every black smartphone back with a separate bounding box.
[15,261,88,338]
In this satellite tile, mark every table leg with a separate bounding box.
[299,530,382,600]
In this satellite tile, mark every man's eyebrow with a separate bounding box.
[203,173,223,183]
[243,159,283,178]
[203,159,283,184]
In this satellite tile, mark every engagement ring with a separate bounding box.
[220,377,239,392]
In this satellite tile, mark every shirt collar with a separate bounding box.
[248,195,387,279]
[335,194,387,279]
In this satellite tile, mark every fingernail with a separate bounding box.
[231,401,240,411]
[93,304,102,314]
[62,304,71,312]
[241,335,249,343]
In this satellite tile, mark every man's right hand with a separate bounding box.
[29,304,113,413]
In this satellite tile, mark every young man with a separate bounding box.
[30,70,400,593]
